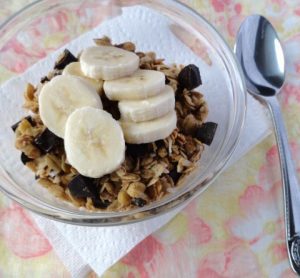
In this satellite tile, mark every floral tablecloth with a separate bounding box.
[1,0,300,277]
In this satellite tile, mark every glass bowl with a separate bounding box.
[0,0,246,226]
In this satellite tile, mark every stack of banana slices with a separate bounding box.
[105,69,177,144]
[38,45,176,178]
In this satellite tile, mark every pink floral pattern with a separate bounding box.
[0,204,52,258]
[1,0,300,277]
[197,245,261,277]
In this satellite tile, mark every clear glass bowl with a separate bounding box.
[0,0,246,226]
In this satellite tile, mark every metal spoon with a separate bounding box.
[235,14,300,275]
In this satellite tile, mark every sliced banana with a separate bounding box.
[65,107,125,178]
[104,69,165,101]
[62,62,83,76]
[118,85,175,122]
[39,75,102,138]
[80,45,139,80]
[62,62,103,93]
[120,110,177,144]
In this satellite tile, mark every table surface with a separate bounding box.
[1,0,300,277]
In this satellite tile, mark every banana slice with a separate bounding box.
[62,62,103,93]
[118,85,175,122]
[39,75,102,138]
[104,69,165,101]
[65,107,125,178]
[80,45,139,80]
[120,110,177,144]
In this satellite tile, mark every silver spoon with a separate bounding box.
[235,14,300,275]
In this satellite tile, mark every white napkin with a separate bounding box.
[0,6,271,277]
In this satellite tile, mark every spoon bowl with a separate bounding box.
[235,14,300,275]
[235,15,285,97]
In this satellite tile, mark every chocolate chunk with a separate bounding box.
[21,152,32,165]
[40,76,49,83]
[101,95,120,120]
[34,129,63,153]
[11,116,35,132]
[169,167,181,184]
[92,198,110,209]
[11,121,20,132]
[178,64,202,90]
[126,143,149,157]
[54,49,78,70]
[155,140,165,148]
[131,198,146,207]
[26,116,35,126]
[165,76,170,84]
[68,175,98,198]
[196,122,218,145]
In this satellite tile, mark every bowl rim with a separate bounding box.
[0,0,247,226]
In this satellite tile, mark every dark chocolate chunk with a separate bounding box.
[126,143,149,157]
[12,119,25,132]
[155,140,165,148]
[68,175,98,198]
[54,49,78,70]
[26,116,35,126]
[11,120,22,132]
[21,152,32,165]
[11,116,35,132]
[131,198,146,207]
[169,167,181,184]
[196,122,218,145]
[92,198,110,209]
[165,76,170,84]
[178,64,202,90]
[34,128,63,153]
[40,76,50,83]
[101,95,120,120]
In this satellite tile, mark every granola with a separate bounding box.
[12,36,217,211]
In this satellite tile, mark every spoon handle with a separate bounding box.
[266,95,300,274]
